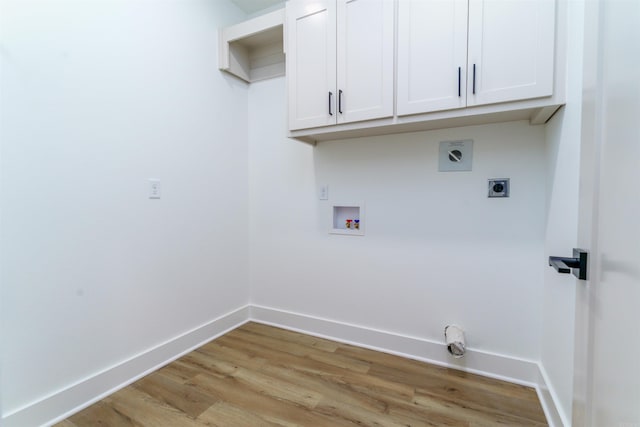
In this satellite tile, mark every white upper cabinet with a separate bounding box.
[337,0,394,124]
[397,0,555,116]
[287,0,394,131]
[286,0,562,142]
[397,0,468,116]
[287,0,337,130]
[467,0,555,106]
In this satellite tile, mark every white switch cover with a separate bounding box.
[319,185,329,200]
[149,179,161,199]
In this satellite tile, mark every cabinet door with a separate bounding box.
[397,0,468,116]
[287,0,337,130]
[336,0,394,124]
[467,0,555,106]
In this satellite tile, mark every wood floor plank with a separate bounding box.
[225,327,372,373]
[338,343,537,403]
[241,322,340,353]
[188,372,354,427]
[230,366,324,410]
[204,334,416,404]
[368,357,546,423]
[105,387,206,427]
[384,399,468,427]
[64,400,140,427]
[414,380,546,423]
[153,359,205,385]
[412,390,546,427]
[56,322,548,426]
[312,397,407,427]
[53,420,82,427]
[196,340,269,372]
[197,401,285,427]
[131,372,218,419]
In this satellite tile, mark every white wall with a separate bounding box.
[249,78,547,362]
[540,0,585,424]
[0,1,581,423]
[0,0,249,421]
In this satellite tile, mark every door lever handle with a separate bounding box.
[549,248,588,280]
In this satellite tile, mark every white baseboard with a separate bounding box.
[249,305,540,387]
[536,364,569,427]
[3,303,565,427]
[2,305,250,427]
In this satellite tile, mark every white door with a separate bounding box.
[336,0,394,124]
[287,0,337,130]
[573,0,640,425]
[466,0,555,107]
[397,0,468,116]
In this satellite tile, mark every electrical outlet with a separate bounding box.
[488,178,509,198]
[149,179,161,199]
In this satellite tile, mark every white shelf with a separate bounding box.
[218,9,285,83]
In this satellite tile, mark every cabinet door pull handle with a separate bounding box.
[338,90,343,114]
[458,67,461,97]
[328,91,333,116]
[472,64,476,95]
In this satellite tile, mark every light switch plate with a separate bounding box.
[439,140,473,172]
[319,185,329,200]
[148,179,161,199]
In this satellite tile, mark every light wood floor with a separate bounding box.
[57,322,547,426]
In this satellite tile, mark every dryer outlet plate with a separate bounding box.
[439,140,473,172]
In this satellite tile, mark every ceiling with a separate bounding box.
[230,0,285,14]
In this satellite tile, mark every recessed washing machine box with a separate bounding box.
[330,204,364,236]
[439,140,473,172]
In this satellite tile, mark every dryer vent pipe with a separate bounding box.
[444,324,466,358]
